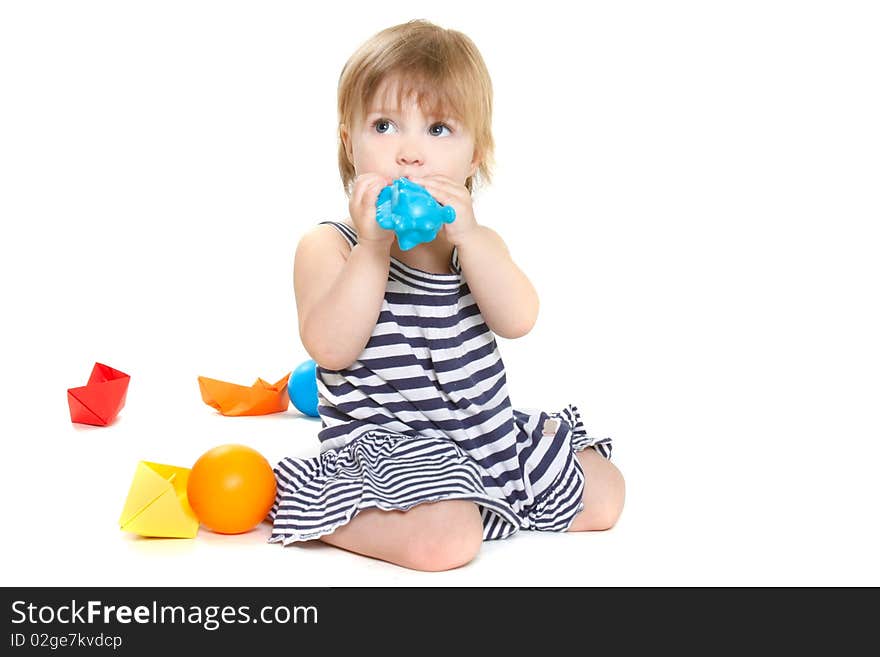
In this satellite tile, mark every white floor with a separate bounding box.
[3,372,878,587]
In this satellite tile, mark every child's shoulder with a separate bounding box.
[300,219,357,246]
[298,218,357,257]
[316,218,356,233]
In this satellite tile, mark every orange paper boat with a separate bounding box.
[68,362,130,426]
[198,373,290,416]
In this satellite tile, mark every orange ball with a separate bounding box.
[186,444,277,535]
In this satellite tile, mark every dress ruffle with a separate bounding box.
[269,404,613,544]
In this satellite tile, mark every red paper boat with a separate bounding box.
[67,362,130,426]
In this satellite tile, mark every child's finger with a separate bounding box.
[418,179,451,204]
[357,175,380,205]
[372,176,390,195]
[349,181,362,207]
[366,180,384,205]
[351,179,368,209]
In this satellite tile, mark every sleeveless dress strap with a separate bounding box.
[319,219,461,275]
[318,220,358,249]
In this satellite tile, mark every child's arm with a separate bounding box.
[295,226,392,370]
[410,174,540,340]
[456,225,539,339]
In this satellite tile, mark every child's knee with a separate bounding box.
[404,527,482,572]
[571,449,626,531]
[402,501,483,571]
[596,459,626,528]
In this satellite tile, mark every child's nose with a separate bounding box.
[396,143,424,167]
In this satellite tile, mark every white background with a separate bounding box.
[1,0,878,586]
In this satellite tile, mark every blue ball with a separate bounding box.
[288,359,319,417]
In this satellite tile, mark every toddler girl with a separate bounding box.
[269,19,625,571]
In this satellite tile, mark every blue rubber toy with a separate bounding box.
[288,359,319,417]
[375,177,456,250]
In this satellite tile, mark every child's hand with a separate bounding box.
[349,173,396,248]
[409,174,479,246]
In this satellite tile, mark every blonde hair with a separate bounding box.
[337,19,495,197]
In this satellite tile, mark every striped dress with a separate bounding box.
[269,220,613,544]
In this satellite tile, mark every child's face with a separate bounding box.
[343,76,479,186]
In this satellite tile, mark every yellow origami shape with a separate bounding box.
[119,461,199,538]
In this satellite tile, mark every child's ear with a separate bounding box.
[468,148,481,179]
[340,124,353,163]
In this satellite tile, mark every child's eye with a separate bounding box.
[371,119,451,137]
[429,123,452,137]
[372,119,396,134]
